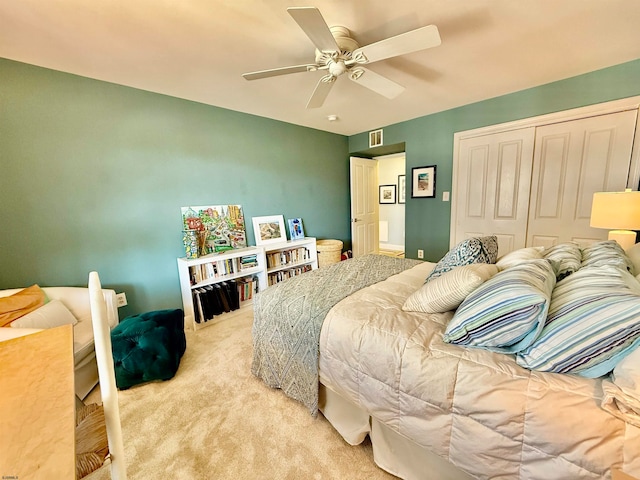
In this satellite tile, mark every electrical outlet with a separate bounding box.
[417,249,424,259]
[116,292,127,307]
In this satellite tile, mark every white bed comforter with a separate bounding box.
[318,262,640,480]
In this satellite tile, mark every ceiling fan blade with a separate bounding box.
[242,64,319,81]
[348,67,404,99]
[352,25,441,64]
[306,75,335,109]
[287,7,339,53]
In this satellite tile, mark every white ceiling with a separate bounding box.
[2,0,640,136]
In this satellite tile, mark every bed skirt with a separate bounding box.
[318,383,474,480]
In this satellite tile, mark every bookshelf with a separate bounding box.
[177,246,267,331]
[177,238,318,331]
[264,237,318,286]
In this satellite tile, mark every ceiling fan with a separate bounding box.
[242,7,441,109]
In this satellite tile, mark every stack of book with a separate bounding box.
[240,254,258,270]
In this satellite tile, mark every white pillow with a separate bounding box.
[10,299,78,329]
[496,246,544,271]
[612,344,640,395]
[403,263,498,314]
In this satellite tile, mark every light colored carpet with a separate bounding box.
[378,249,405,258]
[85,309,396,479]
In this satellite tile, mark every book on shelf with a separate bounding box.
[267,264,312,286]
[191,276,259,324]
[266,247,310,269]
[237,276,259,302]
[189,257,251,285]
[240,254,258,270]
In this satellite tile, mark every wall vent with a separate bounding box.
[369,129,383,148]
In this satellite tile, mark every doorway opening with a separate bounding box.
[377,152,406,258]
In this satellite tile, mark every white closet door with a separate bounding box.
[453,127,535,256]
[526,110,638,248]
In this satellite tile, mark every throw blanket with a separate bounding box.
[251,254,421,415]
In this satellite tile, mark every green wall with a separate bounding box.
[349,59,640,262]
[4,57,640,315]
[0,59,349,316]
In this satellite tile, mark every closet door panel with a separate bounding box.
[526,110,637,247]
[453,127,535,256]
[535,134,569,218]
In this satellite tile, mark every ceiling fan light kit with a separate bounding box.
[242,7,441,109]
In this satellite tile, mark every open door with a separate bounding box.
[350,157,378,257]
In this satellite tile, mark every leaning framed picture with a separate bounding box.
[398,175,406,204]
[379,184,397,204]
[411,165,436,198]
[252,215,287,246]
[287,218,305,240]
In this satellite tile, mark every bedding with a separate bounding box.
[252,245,640,479]
[251,254,420,415]
[602,345,640,427]
[318,260,640,479]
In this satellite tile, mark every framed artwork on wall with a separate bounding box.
[379,184,397,204]
[398,175,406,204]
[411,165,437,198]
[252,215,287,245]
[287,218,305,240]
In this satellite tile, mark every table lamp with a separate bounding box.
[590,189,640,251]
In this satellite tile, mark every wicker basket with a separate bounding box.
[316,239,343,267]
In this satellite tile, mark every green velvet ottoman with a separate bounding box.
[110,309,186,390]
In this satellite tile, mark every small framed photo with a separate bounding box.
[411,165,437,199]
[287,218,305,241]
[252,215,287,246]
[379,184,397,204]
[398,175,406,204]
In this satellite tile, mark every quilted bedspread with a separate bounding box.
[319,261,640,480]
[251,254,420,415]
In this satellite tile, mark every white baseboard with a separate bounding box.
[379,243,404,252]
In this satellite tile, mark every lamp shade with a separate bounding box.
[590,190,640,230]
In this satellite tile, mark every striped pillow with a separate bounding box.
[581,240,635,274]
[426,236,498,283]
[443,259,556,353]
[543,242,582,280]
[403,263,498,314]
[516,265,640,377]
[496,246,545,271]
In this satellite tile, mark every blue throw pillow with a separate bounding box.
[516,266,640,377]
[426,236,498,283]
[443,259,556,353]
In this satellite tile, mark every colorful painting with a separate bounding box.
[181,205,247,254]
